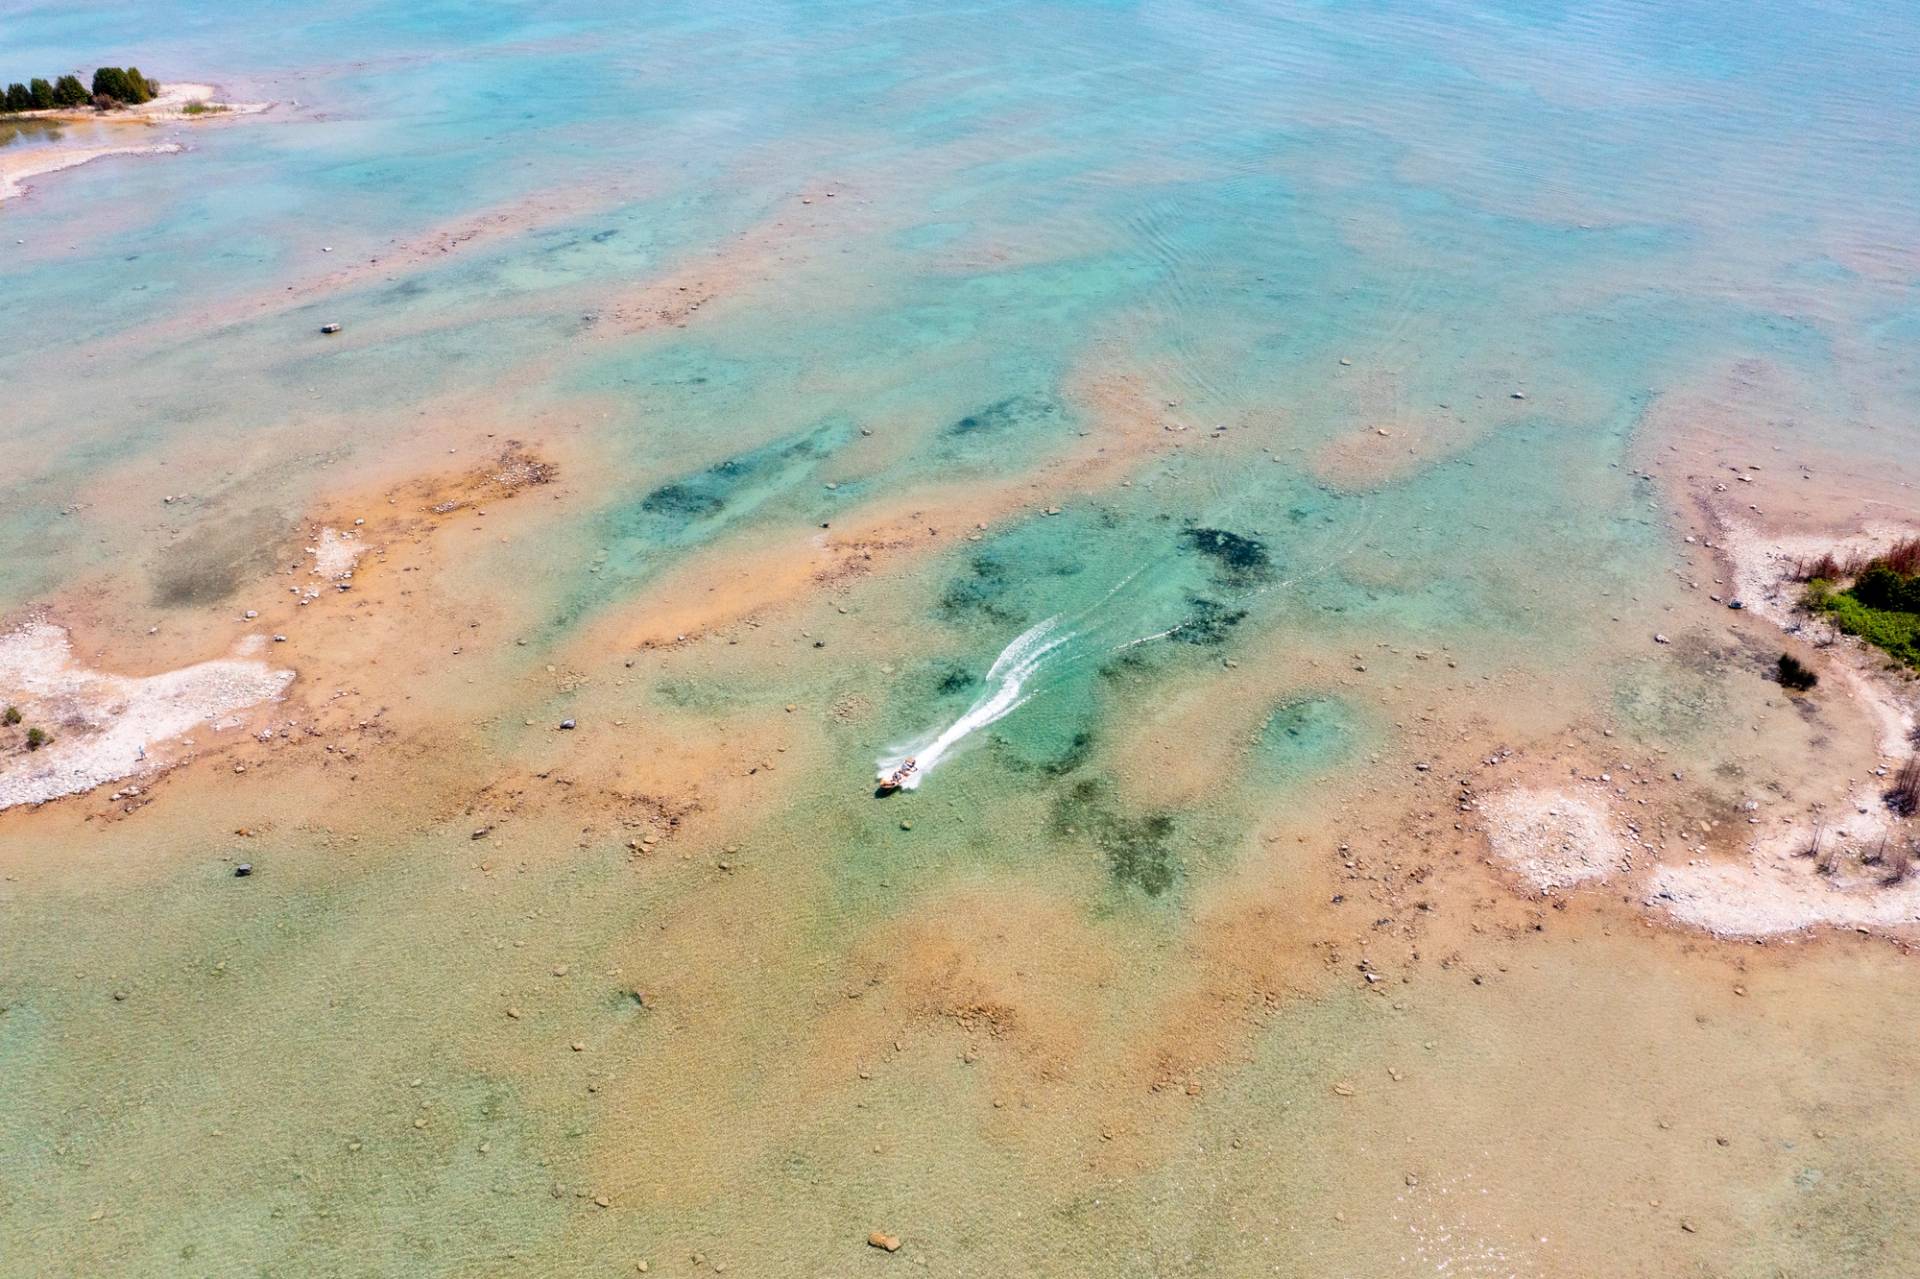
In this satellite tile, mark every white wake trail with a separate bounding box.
[876,617,1070,790]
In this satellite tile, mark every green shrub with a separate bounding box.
[2,705,19,726]
[28,77,54,110]
[1852,563,1920,613]
[4,83,29,112]
[53,74,87,107]
[91,67,127,100]
[25,727,49,751]
[91,67,131,101]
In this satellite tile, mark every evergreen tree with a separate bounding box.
[53,74,87,107]
[125,67,157,103]
[28,78,55,109]
[92,66,131,101]
[5,83,30,113]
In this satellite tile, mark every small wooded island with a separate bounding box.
[1,67,160,114]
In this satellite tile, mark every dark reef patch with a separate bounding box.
[1055,777,1179,897]
[639,481,725,518]
[944,393,1062,438]
[632,415,847,528]
[931,663,974,697]
[938,552,1026,625]
[1098,648,1159,685]
[998,728,1096,778]
[1182,525,1272,586]
[1172,596,1248,645]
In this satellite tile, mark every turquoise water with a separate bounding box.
[6,1,1920,1274]
[7,0,1919,617]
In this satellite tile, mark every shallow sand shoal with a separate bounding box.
[0,620,291,810]
[0,142,184,204]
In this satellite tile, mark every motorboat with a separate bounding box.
[877,757,917,792]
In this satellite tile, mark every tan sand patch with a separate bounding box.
[1309,411,1479,491]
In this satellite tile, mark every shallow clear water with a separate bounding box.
[4,1,1920,1274]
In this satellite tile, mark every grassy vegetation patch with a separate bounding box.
[1809,571,1920,670]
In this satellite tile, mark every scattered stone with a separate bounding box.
[233,863,253,878]
[1653,633,1670,644]
[559,719,576,730]
[320,323,341,334]
[1331,1081,1355,1097]
[868,1232,901,1252]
